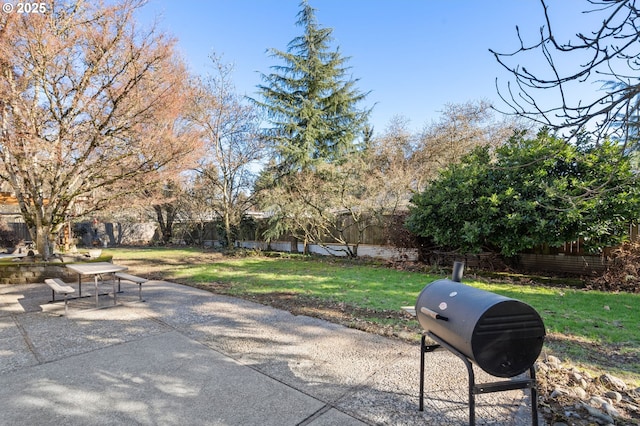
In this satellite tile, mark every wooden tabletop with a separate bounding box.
[65,262,128,275]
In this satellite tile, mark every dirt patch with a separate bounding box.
[188,281,420,338]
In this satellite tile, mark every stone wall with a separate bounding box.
[0,262,77,284]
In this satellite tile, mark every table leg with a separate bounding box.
[112,273,117,305]
[94,275,99,308]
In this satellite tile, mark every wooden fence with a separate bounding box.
[3,216,636,276]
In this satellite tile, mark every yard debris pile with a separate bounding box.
[589,241,640,293]
[536,355,640,425]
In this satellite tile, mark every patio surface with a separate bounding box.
[0,280,541,425]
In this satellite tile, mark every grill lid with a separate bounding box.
[416,279,545,377]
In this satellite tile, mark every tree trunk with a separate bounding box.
[163,223,173,244]
[34,225,52,260]
[154,204,176,244]
[224,211,233,248]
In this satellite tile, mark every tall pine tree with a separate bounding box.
[254,0,370,171]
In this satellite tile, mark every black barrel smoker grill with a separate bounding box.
[415,262,545,425]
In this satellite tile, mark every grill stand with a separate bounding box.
[419,332,539,426]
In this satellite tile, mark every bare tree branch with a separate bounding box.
[491,0,640,147]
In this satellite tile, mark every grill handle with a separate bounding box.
[420,306,449,321]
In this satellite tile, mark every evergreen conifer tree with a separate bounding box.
[254,0,370,171]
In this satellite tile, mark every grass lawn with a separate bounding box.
[107,247,640,385]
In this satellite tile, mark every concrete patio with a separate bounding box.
[0,280,540,425]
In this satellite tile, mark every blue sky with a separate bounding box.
[137,1,593,134]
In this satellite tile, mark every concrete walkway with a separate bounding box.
[0,280,540,425]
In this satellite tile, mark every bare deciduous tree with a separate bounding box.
[366,116,418,202]
[491,0,640,148]
[412,100,521,189]
[0,0,200,257]
[260,132,412,257]
[259,161,373,257]
[189,54,266,248]
[179,172,219,245]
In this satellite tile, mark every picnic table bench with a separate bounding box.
[401,306,416,316]
[44,278,75,315]
[114,272,148,301]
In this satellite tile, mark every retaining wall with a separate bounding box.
[237,240,419,261]
[0,262,77,284]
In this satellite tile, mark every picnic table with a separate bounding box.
[65,262,128,308]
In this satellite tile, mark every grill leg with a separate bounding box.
[424,333,478,425]
[418,335,442,412]
[419,335,425,411]
[464,357,476,426]
[530,366,538,426]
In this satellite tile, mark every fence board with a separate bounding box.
[518,253,609,275]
